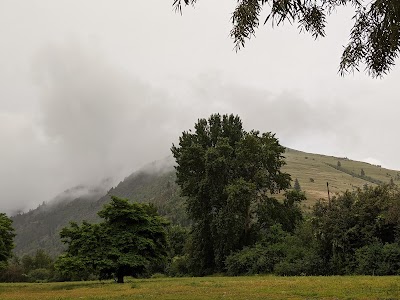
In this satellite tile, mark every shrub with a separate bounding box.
[27,268,51,282]
[355,243,400,275]
[166,255,189,277]
[225,238,288,276]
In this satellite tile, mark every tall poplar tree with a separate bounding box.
[0,213,15,269]
[171,114,291,273]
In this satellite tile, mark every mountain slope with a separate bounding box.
[283,148,398,207]
[11,149,399,256]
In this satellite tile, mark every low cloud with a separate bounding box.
[0,41,391,215]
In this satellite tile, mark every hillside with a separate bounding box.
[283,148,399,208]
[11,148,399,257]
[12,165,185,257]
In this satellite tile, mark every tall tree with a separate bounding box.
[56,196,168,283]
[171,113,291,274]
[174,0,400,77]
[0,213,15,269]
[293,178,301,192]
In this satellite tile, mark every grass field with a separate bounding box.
[282,148,400,208]
[1,276,400,300]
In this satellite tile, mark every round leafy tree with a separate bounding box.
[56,196,168,283]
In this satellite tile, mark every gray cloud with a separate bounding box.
[0,44,392,215]
[1,1,399,215]
[1,42,180,215]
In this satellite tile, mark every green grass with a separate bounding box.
[283,148,400,207]
[1,276,400,300]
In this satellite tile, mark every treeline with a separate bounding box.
[2,185,400,281]
[166,114,400,277]
[0,249,62,282]
[167,184,400,276]
[2,114,400,282]
[326,162,383,185]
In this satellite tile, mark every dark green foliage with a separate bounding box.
[256,191,305,234]
[361,168,365,177]
[20,249,55,282]
[174,0,400,77]
[311,184,400,275]
[225,225,288,276]
[0,257,26,282]
[12,168,187,257]
[0,213,15,269]
[293,178,301,192]
[172,114,291,274]
[27,268,51,282]
[22,249,53,271]
[355,242,400,275]
[226,221,324,276]
[225,244,276,276]
[337,161,341,168]
[0,249,57,283]
[273,223,325,276]
[225,184,400,276]
[166,255,190,277]
[167,225,189,258]
[56,196,169,283]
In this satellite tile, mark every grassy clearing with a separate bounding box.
[283,148,400,207]
[1,276,400,300]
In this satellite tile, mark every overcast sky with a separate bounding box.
[1,0,399,215]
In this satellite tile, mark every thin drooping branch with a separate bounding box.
[174,0,400,77]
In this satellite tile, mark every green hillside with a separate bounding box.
[11,148,399,257]
[283,148,398,207]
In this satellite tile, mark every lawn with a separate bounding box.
[1,276,399,300]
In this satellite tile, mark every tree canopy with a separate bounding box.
[173,0,400,77]
[171,113,295,274]
[56,196,168,283]
[311,184,400,274]
[0,213,15,269]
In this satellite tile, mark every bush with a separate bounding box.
[355,243,400,275]
[274,249,324,276]
[382,243,400,275]
[225,241,288,276]
[225,245,268,276]
[27,268,51,282]
[0,263,27,282]
[166,255,189,277]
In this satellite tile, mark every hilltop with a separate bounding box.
[11,148,399,256]
[283,148,398,207]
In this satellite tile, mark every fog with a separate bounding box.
[1,1,400,215]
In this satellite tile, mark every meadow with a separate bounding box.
[282,148,399,207]
[1,276,400,300]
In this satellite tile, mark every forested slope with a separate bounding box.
[11,149,399,256]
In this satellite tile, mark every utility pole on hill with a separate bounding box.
[327,182,331,207]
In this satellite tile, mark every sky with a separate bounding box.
[1,0,399,215]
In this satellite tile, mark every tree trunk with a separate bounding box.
[117,273,124,283]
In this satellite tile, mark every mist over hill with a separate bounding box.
[11,149,399,257]
[11,156,183,256]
